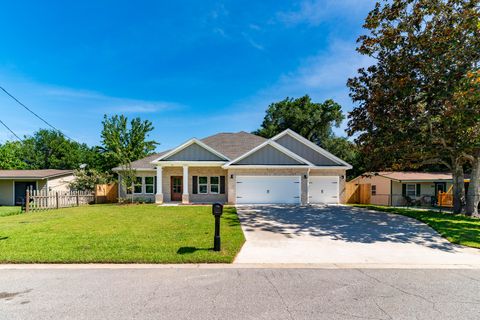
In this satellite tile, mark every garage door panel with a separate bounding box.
[309,176,339,204]
[236,176,301,204]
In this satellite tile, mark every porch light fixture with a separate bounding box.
[340,175,345,180]
[303,174,307,179]
[230,174,234,179]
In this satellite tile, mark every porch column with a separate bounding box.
[155,166,163,204]
[182,165,189,204]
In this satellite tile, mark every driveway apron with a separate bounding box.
[234,205,480,265]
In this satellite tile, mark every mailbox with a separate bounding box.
[212,203,224,216]
[212,203,223,251]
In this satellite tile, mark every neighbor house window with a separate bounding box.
[145,177,155,194]
[133,177,143,194]
[198,176,208,194]
[406,184,416,197]
[371,185,377,196]
[210,176,219,194]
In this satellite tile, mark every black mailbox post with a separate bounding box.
[212,203,223,251]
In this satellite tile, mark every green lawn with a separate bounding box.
[0,204,245,263]
[353,204,480,249]
[0,206,22,217]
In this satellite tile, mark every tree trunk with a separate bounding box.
[466,151,480,217]
[452,160,465,214]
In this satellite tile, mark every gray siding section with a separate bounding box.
[235,144,305,165]
[275,134,340,166]
[164,143,225,161]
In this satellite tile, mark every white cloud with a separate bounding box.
[278,0,373,26]
[241,32,264,51]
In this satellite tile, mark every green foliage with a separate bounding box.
[0,205,245,263]
[322,137,365,179]
[254,96,344,144]
[100,114,158,169]
[0,141,28,169]
[69,169,113,191]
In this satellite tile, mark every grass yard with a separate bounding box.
[0,206,22,217]
[353,204,480,249]
[0,204,245,263]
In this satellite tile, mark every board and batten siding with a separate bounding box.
[235,145,305,165]
[275,134,340,166]
[164,143,225,161]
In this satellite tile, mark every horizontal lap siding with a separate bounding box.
[0,180,13,206]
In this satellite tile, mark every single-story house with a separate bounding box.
[348,171,470,206]
[113,129,352,205]
[0,169,75,206]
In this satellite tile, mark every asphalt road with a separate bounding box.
[1,267,479,320]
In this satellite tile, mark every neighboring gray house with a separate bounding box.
[113,129,352,205]
[0,170,75,206]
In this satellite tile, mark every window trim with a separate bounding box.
[371,185,377,196]
[198,176,208,194]
[144,176,155,194]
[406,183,416,197]
[133,177,143,194]
[210,176,220,194]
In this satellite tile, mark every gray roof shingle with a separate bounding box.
[0,169,74,179]
[116,132,266,170]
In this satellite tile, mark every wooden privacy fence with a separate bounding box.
[438,191,453,207]
[345,182,371,204]
[24,190,95,212]
[95,183,118,204]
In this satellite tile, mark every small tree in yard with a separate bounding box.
[100,114,158,203]
[69,169,113,191]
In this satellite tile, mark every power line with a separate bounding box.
[0,85,74,141]
[0,119,23,141]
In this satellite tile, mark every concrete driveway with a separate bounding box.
[234,205,480,266]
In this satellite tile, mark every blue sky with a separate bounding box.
[0,0,374,150]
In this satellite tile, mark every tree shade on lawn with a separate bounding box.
[0,205,245,263]
[352,205,480,249]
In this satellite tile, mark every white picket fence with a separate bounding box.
[25,190,95,212]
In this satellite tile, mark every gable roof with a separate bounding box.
[224,140,313,167]
[272,129,352,168]
[0,169,74,179]
[201,131,267,160]
[152,138,230,163]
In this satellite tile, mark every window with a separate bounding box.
[371,185,377,196]
[210,176,219,194]
[133,177,143,194]
[198,176,208,194]
[145,177,155,194]
[406,184,416,197]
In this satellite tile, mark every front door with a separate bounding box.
[170,176,183,201]
[435,182,447,197]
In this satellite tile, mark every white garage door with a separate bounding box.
[236,176,301,204]
[309,176,339,204]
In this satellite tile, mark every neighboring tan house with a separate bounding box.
[113,129,352,205]
[348,172,469,206]
[0,169,75,206]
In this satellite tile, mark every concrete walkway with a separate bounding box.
[234,205,480,265]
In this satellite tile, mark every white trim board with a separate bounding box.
[151,138,230,163]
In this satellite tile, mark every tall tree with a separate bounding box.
[254,96,344,145]
[0,141,28,169]
[100,114,158,170]
[347,0,480,213]
[254,96,362,177]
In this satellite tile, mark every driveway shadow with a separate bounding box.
[237,205,457,252]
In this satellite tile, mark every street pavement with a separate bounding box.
[1,267,479,319]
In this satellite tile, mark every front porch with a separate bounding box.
[155,165,228,204]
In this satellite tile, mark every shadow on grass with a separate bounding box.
[0,236,8,241]
[177,246,212,254]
